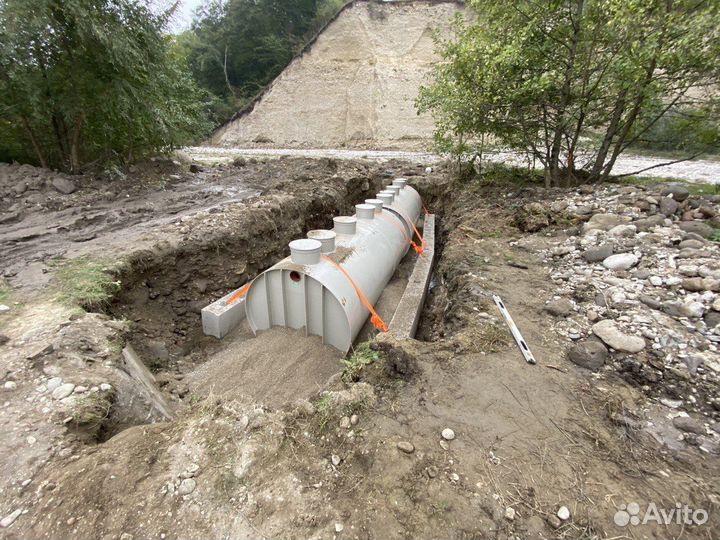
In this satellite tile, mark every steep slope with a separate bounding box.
[212,0,463,150]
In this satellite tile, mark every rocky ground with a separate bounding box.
[525,182,720,450]
[185,146,720,184]
[1,157,719,539]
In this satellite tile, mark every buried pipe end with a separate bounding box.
[289,238,322,265]
[355,204,375,220]
[307,229,336,253]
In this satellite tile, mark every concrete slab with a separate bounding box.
[121,345,174,421]
[389,214,436,338]
[201,286,248,339]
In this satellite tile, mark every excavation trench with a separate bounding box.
[101,172,444,417]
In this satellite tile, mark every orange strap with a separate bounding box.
[377,212,425,257]
[320,255,388,333]
[423,204,430,216]
[385,206,428,253]
[226,283,250,305]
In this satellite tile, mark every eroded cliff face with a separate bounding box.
[213,0,463,150]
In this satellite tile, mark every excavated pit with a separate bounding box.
[102,170,436,412]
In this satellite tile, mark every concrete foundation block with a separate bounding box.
[201,286,248,339]
[389,214,436,339]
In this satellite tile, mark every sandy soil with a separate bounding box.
[213,1,463,149]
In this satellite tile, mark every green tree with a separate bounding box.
[179,0,344,119]
[0,0,212,172]
[418,0,720,186]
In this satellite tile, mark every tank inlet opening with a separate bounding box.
[290,270,302,282]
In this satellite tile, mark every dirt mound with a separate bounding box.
[213,0,463,150]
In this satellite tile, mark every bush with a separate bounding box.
[0,0,212,172]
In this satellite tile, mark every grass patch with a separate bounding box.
[611,175,719,196]
[469,163,544,190]
[70,391,114,430]
[0,280,9,304]
[477,323,512,353]
[342,342,380,383]
[709,229,720,243]
[315,393,334,432]
[53,256,126,310]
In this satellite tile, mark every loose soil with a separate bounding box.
[0,157,718,540]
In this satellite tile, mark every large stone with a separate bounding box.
[592,320,646,353]
[602,253,639,271]
[567,341,609,371]
[682,277,720,292]
[583,244,614,263]
[633,214,666,232]
[677,221,714,239]
[681,302,705,318]
[52,383,75,400]
[659,197,679,216]
[608,224,637,237]
[544,299,573,317]
[661,184,690,202]
[51,177,77,195]
[640,295,662,310]
[705,311,720,328]
[678,239,704,250]
[672,416,705,435]
[582,213,632,233]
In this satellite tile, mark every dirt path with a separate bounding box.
[185,146,720,184]
[0,162,261,296]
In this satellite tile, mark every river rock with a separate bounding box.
[682,277,720,292]
[583,244,614,263]
[52,177,77,195]
[52,383,75,400]
[608,224,636,237]
[634,214,666,231]
[544,299,573,317]
[567,341,608,371]
[683,355,704,375]
[397,441,415,454]
[704,311,720,328]
[679,239,704,250]
[0,509,22,528]
[678,221,714,238]
[602,253,639,271]
[673,416,705,435]
[441,428,456,441]
[178,478,196,495]
[592,320,646,353]
[659,197,679,216]
[583,213,632,233]
[680,301,705,318]
[640,295,662,310]
[661,184,690,202]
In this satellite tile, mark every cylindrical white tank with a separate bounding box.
[245,181,423,352]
